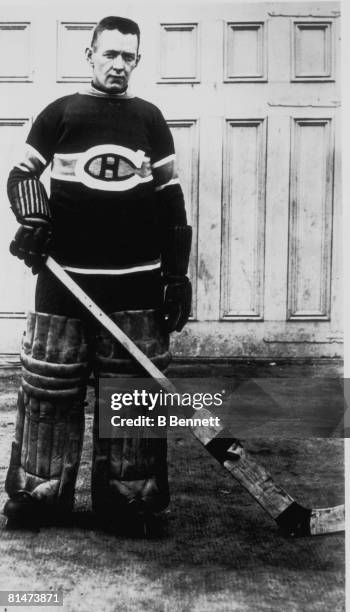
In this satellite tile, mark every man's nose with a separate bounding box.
[112,55,124,71]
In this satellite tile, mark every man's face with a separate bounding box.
[86,29,140,93]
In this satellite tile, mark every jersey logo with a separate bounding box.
[74,145,152,191]
[85,155,134,181]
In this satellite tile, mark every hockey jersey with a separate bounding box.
[8,86,187,274]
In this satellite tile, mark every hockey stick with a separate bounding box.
[45,256,345,537]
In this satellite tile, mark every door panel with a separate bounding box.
[0,1,341,358]
[288,117,334,320]
[221,118,266,320]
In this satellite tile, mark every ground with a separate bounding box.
[0,362,345,612]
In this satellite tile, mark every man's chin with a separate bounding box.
[92,80,127,94]
[109,86,127,94]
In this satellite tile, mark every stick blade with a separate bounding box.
[310,504,345,535]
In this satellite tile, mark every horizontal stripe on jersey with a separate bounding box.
[62,259,161,275]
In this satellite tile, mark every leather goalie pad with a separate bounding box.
[92,309,170,519]
[5,312,89,510]
[94,309,171,375]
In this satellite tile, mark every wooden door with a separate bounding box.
[0,1,341,358]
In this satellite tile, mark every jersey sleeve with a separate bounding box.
[14,97,66,176]
[149,106,187,228]
[6,98,65,223]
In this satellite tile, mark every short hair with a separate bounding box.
[91,16,140,51]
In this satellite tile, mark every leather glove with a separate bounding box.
[163,275,192,333]
[9,220,52,275]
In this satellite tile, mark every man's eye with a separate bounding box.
[123,54,135,63]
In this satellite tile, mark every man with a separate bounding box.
[3,16,192,534]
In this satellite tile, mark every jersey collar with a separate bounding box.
[79,83,135,99]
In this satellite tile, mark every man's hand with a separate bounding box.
[9,220,52,275]
[163,276,192,333]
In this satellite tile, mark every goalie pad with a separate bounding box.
[5,312,89,512]
[92,309,170,522]
[94,309,171,375]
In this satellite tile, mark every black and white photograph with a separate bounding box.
[0,0,345,610]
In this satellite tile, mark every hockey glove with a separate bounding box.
[9,219,52,275]
[163,275,192,333]
[161,225,192,333]
[7,170,52,274]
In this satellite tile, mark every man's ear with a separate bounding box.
[135,54,141,67]
[85,47,94,66]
